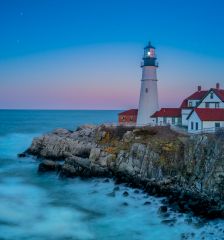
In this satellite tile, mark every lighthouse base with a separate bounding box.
[136,79,159,126]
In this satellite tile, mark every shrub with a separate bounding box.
[104,147,117,154]
[134,127,158,136]
[101,125,135,140]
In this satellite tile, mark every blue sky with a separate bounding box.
[1,0,224,109]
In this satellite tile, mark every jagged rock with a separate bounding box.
[60,163,80,177]
[90,164,111,177]
[158,205,168,213]
[24,124,224,218]
[89,147,101,161]
[17,152,27,158]
[76,124,96,131]
[113,186,120,191]
[123,191,129,197]
[65,156,91,169]
[27,133,93,160]
[38,160,61,172]
[52,128,72,136]
[123,131,134,143]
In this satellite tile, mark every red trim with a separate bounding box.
[151,108,181,118]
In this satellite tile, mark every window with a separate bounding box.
[191,122,194,130]
[188,101,192,107]
[145,88,148,93]
[196,122,199,130]
[172,117,175,124]
[178,118,182,125]
[205,102,210,108]
[130,116,133,121]
[163,117,167,124]
[215,122,220,128]
[215,103,220,108]
[122,116,125,122]
[210,93,214,99]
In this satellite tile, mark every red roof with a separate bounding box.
[213,89,224,101]
[180,88,224,108]
[151,108,181,118]
[187,90,208,100]
[180,99,189,108]
[119,109,138,116]
[180,90,208,108]
[194,108,224,121]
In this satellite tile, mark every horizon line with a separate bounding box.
[0,108,124,111]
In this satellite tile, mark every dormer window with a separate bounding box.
[188,101,192,107]
[210,92,214,99]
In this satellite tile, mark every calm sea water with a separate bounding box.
[0,110,223,240]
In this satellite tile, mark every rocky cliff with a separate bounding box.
[21,125,224,219]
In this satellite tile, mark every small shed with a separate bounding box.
[118,109,138,126]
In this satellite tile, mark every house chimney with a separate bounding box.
[216,82,220,89]
[197,86,202,92]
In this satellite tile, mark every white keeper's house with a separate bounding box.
[151,83,224,133]
[118,41,224,133]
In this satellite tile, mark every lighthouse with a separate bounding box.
[136,41,159,126]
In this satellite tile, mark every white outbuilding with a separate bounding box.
[187,108,224,133]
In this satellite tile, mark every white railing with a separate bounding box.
[103,123,224,136]
[190,127,224,135]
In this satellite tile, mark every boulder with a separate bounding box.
[123,191,129,197]
[38,160,61,172]
[76,124,96,131]
[65,156,91,169]
[123,131,134,143]
[158,205,168,213]
[52,128,72,136]
[17,152,27,158]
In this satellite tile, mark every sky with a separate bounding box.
[1,0,224,109]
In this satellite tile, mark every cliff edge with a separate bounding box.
[21,125,224,219]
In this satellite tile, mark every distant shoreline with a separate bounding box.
[0,109,123,111]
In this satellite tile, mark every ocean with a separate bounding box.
[0,110,223,240]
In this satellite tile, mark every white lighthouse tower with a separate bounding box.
[136,41,159,126]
